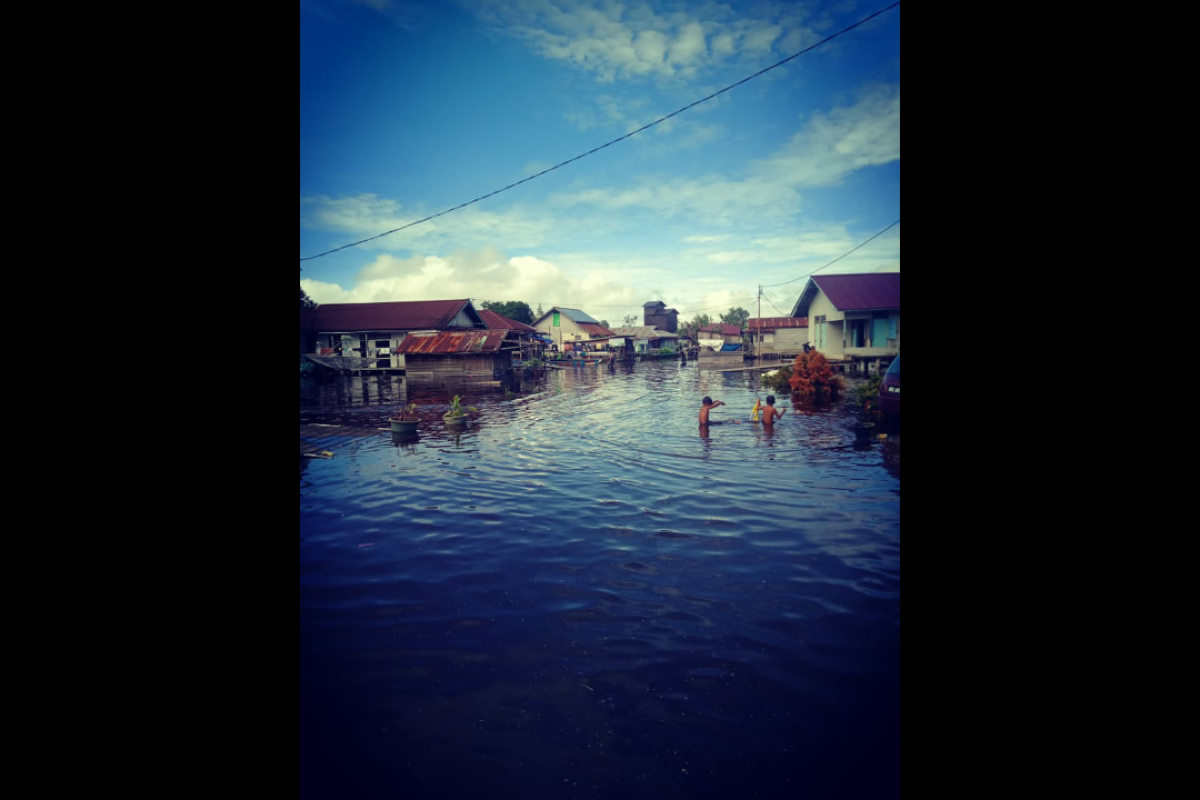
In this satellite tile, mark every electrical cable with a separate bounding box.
[300,2,901,262]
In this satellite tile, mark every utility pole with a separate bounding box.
[757,285,762,352]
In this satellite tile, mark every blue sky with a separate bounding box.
[300,0,899,325]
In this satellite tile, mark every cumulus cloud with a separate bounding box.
[754,83,900,187]
[468,0,820,82]
[301,246,648,322]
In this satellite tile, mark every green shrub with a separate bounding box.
[854,374,884,422]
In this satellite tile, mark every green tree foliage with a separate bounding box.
[681,312,711,337]
[600,319,610,329]
[622,314,639,327]
[854,373,885,422]
[480,300,534,324]
[719,307,750,328]
[300,286,318,309]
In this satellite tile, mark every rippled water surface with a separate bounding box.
[301,361,900,798]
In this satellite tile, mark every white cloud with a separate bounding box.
[754,83,900,187]
[300,193,556,252]
[468,0,820,82]
[301,247,648,323]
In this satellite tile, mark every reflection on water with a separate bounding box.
[301,362,899,798]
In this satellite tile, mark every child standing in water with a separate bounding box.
[760,395,786,427]
[699,396,725,425]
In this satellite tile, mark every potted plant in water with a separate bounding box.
[443,395,477,427]
[389,403,420,433]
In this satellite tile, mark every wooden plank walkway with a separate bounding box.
[300,422,389,457]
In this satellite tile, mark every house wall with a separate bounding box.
[535,313,590,350]
[403,353,509,380]
[774,328,808,352]
[316,330,407,369]
[808,293,843,360]
[841,311,900,356]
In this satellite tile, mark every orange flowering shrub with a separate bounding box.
[787,350,844,403]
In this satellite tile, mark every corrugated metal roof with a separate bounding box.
[555,307,600,324]
[699,323,743,336]
[812,273,900,311]
[577,322,616,337]
[313,300,482,332]
[611,326,678,339]
[479,308,537,332]
[748,317,808,330]
[394,330,507,355]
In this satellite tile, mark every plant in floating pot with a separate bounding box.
[388,403,420,433]
[443,395,477,427]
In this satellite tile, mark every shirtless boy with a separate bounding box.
[760,395,786,426]
[699,396,725,425]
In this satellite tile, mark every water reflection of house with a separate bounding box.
[302,299,487,371]
[531,307,616,351]
[747,317,808,359]
[790,273,900,372]
[609,326,679,355]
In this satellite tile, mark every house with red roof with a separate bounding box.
[531,307,616,352]
[303,299,488,371]
[479,308,546,363]
[790,273,900,364]
[747,317,808,357]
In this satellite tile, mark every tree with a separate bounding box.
[600,319,610,329]
[480,300,534,324]
[719,307,750,329]
[622,314,639,327]
[300,286,318,309]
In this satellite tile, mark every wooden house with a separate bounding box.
[747,317,808,358]
[532,307,616,352]
[393,329,513,383]
[609,326,679,355]
[790,273,900,371]
[479,308,545,362]
[642,300,679,333]
[303,299,487,371]
[696,323,743,350]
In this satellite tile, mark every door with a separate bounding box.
[871,317,888,349]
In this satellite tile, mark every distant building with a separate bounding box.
[697,323,743,349]
[642,301,678,333]
[609,326,679,354]
[531,307,616,351]
[747,317,808,357]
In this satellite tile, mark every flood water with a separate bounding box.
[300,360,900,798]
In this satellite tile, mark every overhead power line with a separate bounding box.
[760,219,900,289]
[300,2,902,263]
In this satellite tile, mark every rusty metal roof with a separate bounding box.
[394,330,507,355]
[479,308,537,332]
[748,317,808,330]
[312,300,483,332]
[699,323,743,336]
[577,322,616,337]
